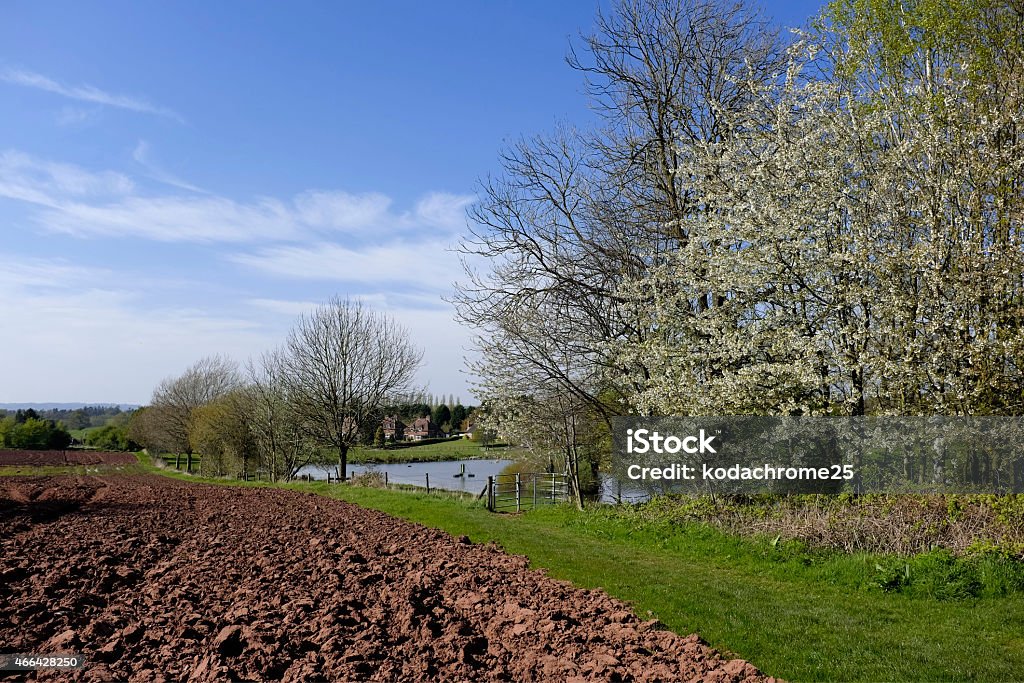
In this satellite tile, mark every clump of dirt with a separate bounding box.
[0,475,778,682]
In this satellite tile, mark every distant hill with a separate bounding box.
[0,403,140,411]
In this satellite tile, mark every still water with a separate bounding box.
[295,459,511,495]
[296,459,659,504]
[595,474,658,504]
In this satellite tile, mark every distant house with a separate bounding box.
[381,415,406,442]
[405,416,439,441]
[380,414,440,441]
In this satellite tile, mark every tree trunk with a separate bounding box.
[339,444,349,481]
[566,446,584,511]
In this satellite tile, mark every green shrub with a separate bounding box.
[84,424,139,451]
[0,417,72,449]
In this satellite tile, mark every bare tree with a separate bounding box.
[479,369,605,510]
[455,0,787,427]
[283,297,422,480]
[189,389,257,478]
[127,406,179,457]
[570,0,783,239]
[246,348,313,482]
[147,355,241,472]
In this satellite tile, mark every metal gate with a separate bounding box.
[486,472,570,512]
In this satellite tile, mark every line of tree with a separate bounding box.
[455,0,1024,501]
[397,392,465,410]
[129,297,423,481]
[0,409,72,450]
[0,406,129,431]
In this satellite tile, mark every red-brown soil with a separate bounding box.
[0,475,776,682]
[0,451,137,467]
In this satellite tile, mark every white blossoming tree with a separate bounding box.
[624,0,1024,419]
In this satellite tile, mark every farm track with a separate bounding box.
[0,475,775,682]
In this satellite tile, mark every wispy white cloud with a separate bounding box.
[413,192,474,231]
[392,305,477,398]
[294,190,472,234]
[242,296,476,400]
[132,141,208,194]
[294,190,394,232]
[0,150,474,244]
[0,150,133,206]
[352,291,454,311]
[0,254,280,404]
[249,291,449,317]
[0,150,294,241]
[230,241,462,289]
[55,106,101,127]
[1,66,183,122]
[247,298,320,317]
[38,194,297,242]
[0,288,278,403]
[0,150,476,401]
[0,255,114,290]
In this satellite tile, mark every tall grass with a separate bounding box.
[622,493,1024,560]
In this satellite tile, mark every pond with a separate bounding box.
[296,459,662,504]
[295,458,512,495]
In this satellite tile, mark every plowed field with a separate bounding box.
[0,475,774,682]
[0,451,137,467]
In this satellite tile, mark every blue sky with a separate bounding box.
[0,0,822,405]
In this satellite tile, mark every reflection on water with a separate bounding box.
[296,460,658,504]
[596,473,655,504]
[295,459,512,495]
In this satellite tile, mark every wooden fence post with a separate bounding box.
[515,472,521,513]
[486,476,493,511]
[384,471,388,488]
[426,472,430,494]
[533,474,537,508]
